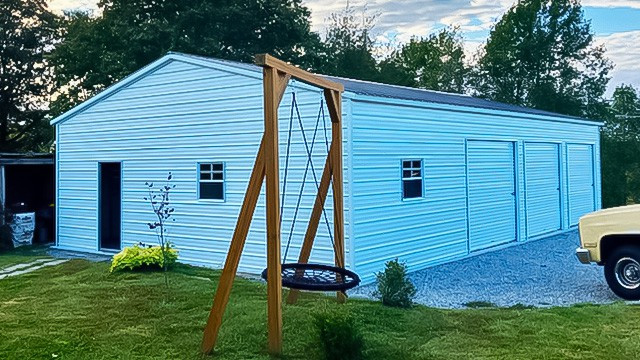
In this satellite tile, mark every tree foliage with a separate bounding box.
[316,3,380,82]
[601,85,640,207]
[381,27,468,93]
[472,0,612,119]
[49,0,322,116]
[18,0,633,212]
[0,0,59,151]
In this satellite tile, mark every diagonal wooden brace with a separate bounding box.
[201,138,266,354]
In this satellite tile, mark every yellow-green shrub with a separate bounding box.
[110,243,178,273]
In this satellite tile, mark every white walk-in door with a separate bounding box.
[525,142,562,237]
[467,140,518,252]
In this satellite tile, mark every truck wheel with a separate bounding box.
[605,246,640,300]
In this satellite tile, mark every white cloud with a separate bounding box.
[596,30,640,96]
[48,0,98,14]
[582,0,640,9]
[302,0,511,36]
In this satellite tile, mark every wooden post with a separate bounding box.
[263,66,284,355]
[325,89,346,303]
[286,146,334,304]
[201,54,344,356]
[201,139,266,354]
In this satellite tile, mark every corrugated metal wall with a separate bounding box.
[349,96,601,283]
[55,58,352,274]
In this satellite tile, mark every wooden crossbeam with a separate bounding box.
[201,138,266,354]
[255,54,344,92]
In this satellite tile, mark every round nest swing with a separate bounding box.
[261,263,361,292]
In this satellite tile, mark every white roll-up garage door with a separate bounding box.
[525,142,562,237]
[567,144,596,226]
[467,140,518,252]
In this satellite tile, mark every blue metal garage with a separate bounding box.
[50,52,602,283]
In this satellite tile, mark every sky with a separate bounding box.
[48,0,640,98]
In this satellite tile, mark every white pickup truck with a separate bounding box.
[576,204,640,300]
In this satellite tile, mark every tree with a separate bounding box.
[381,27,468,93]
[49,0,322,117]
[601,85,640,207]
[317,3,380,82]
[471,0,612,118]
[144,172,177,287]
[0,0,59,152]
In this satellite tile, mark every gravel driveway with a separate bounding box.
[351,230,620,308]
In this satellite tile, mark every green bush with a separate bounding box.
[110,243,178,273]
[313,308,364,360]
[374,258,416,308]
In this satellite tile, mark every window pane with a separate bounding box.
[403,179,422,199]
[411,170,421,178]
[211,163,223,171]
[200,163,211,172]
[413,160,421,168]
[200,172,211,180]
[200,182,223,200]
[212,172,223,180]
[402,170,412,178]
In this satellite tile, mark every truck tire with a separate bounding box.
[605,246,640,300]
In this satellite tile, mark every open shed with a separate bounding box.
[50,53,602,283]
[0,153,55,243]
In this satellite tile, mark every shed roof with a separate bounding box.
[324,76,592,121]
[0,153,54,165]
[175,52,593,122]
[51,52,600,125]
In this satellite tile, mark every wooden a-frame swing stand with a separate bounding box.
[201,54,347,356]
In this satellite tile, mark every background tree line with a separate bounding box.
[1,0,638,208]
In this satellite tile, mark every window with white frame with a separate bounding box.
[199,163,224,200]
[402,159,423,199]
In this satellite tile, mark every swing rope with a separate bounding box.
[279,96,296,226]
[281,92,334,264]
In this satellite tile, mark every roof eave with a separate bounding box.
[350,93,605,126]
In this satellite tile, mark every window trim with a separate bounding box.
[197,161,226,202]
[401,159,424,200]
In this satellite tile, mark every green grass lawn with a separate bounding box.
[1,250,640,359]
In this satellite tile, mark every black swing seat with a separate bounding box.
[261,263,361,292]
